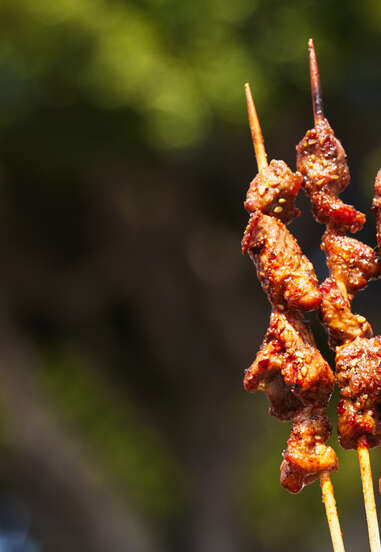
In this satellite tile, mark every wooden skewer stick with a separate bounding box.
[244,77,345,552]
[308,38,324,124]
[308,37,379,552]
[358,436,381,552]
[244,82,268,171]
[320,471,346,552]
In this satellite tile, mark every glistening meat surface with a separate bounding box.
[336,337,381,449]
[297,118,365,233]
[242,212,321,312]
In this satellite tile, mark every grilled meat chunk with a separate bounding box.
[242,211,321,311]
[309,191,365,234]
[296,118,365,233]
[280,406,337,493]
[320,277,373,349]
[264,374,302,421]
[244,308,337,491]
[322,230,381,294]
[244,160,303,223]
[336,337,381,449]
[244,310,334,414]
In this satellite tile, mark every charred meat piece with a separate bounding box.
[322,230,381,294]
[244,329,302,420]
[244,160,303,223]
[242,211,321,311]
[265,374,302,421]
[372,169,381,252]
[296,118,365,233]
[309,191,366,235]
[278,311,334,406]
[336,337,381,449]
[280,406,337,493]
[244,310,334,412]
[320,277,373,349]
[297,119,349,196]
[244,308,337,490]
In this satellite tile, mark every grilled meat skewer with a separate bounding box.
[296,41,381,452]
[243,83,337,493]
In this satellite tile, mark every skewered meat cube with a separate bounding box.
[244,310,334,411]
[336,337,381,449]
[281,406,337,493]
[242,211,321,311]
[244,159,303,223]
[322,230,381,294]
[296,118,365,233]
[320,277,373,349]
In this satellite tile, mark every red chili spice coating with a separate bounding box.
[296,118,365,233]
[336,337,381,449]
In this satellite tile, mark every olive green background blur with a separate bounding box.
[0,1,381,551]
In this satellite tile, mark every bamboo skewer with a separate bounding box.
[244,83,268,171]
[308,38,324,124]
[320,471,346,552]
[358,436,381,552]
[308,38,380,552]
[244,80,345,552]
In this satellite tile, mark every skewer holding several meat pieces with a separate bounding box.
[242,85,339,498]
[373,170,381,253]
[242,83,344,551]
[297,40,381,452]
[297,39,381,552]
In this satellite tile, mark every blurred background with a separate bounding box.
[0,0,380,550]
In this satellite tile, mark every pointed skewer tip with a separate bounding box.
[244,82,267,172]
[308,38,324,124]
[358,437,381,552]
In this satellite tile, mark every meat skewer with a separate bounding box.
[297,39,381,552]
[243,83,344,551]
[372,170,381,253]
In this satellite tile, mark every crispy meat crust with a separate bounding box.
[244,160,303,223]
[244,310,334,409]
[319,230,379,349]
[296,118,365,233]
[244,309,337,491]
[320,277,373,349]
[242,212,321,311]
[280,406,337,493]
[322,230,381,294]
[336,337,381,449]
